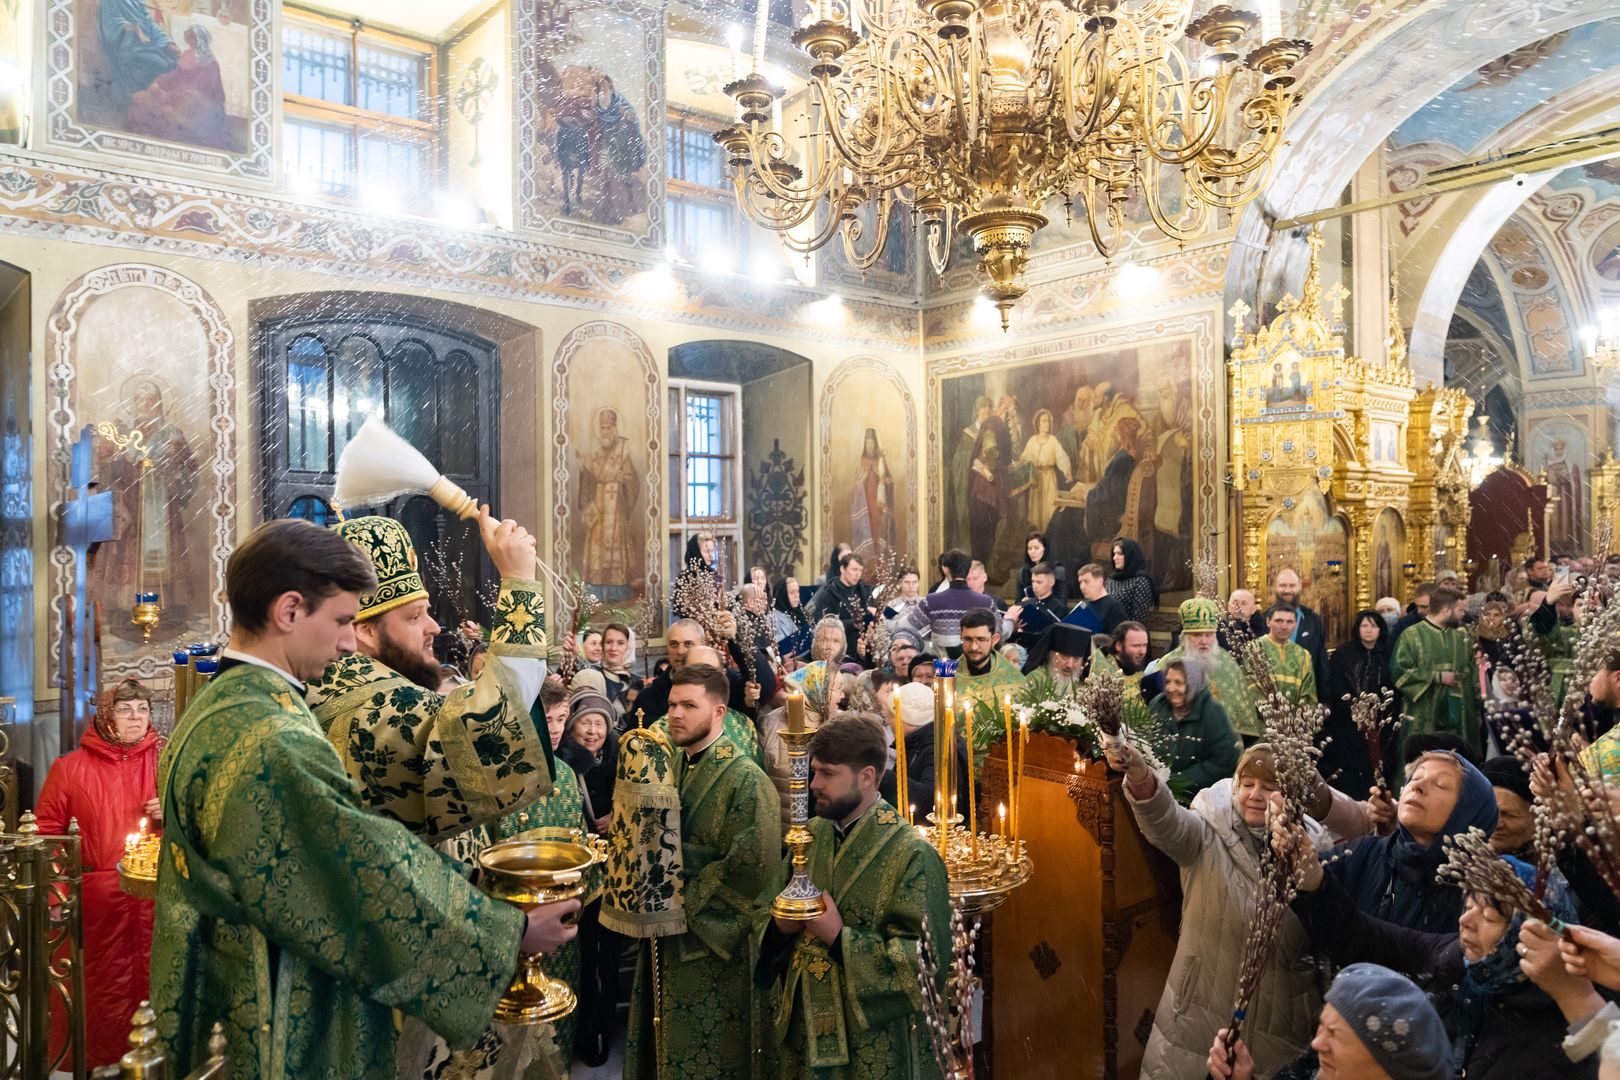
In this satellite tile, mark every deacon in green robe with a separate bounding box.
[653,707,763,768]
[1152,598,1261,739]
[149,519,575,1079]
[307,515,554,843]
[1258,607,1317,709]
[625,664,783,1080]
[1391,588,1481,754]
[955,609,1026,765]
[755,717,950,1080]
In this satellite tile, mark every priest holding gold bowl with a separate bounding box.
[149,518,581,1079]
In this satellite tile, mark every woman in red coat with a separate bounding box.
[35,678,162,1067]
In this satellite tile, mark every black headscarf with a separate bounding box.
[1021,623,1092,676]
[1111,537,1158,605]
[1330,609,1391,686]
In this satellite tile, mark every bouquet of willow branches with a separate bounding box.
[1226,639,1324,1053]
[918,901,980,1080]
[728,592,768,685]
[853,540,907,665]
[671,563,729,650]
[1439,826,1571,936]
[420,531,503,672]
[1349,686,1398,794]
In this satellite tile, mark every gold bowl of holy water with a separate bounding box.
[477,837,601,1024]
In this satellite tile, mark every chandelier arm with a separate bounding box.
[925,204,955,276]
[840,193,894,271]
[1138,160,1210,242]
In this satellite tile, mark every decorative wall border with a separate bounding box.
[41,0,276,182]
[925,309,1223,586]
[0,153,916,347]
[550,320,664,629]
[514,0,665,251]
[46,263,237,683]
[816,355,920,568]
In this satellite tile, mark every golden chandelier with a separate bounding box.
[716,1,1310,328]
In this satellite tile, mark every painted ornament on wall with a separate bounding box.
[45,0,273,179]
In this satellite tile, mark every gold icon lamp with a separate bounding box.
[119,817,159,900]
[477,836,604,1024]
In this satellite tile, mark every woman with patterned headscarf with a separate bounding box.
[35,678,163,1067]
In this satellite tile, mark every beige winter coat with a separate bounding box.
[1125,777,1331,1079]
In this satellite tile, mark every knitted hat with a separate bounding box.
[1323,964,1449,1080]
[332,516,427,621]
[1178,597,1222,633]
[569,685,615,727]
[897,682,934,730]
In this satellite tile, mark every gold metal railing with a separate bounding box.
[0,811,86,1079]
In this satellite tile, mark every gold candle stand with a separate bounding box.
[771,723,827,921]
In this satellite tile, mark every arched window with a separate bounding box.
[260,314,501,639]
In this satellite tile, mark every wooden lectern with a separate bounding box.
[979,733,1180,1080]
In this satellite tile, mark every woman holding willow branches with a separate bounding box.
[1280,825,1597,1080]
[1323,610,1396,797]
[1106,741,1338,1077]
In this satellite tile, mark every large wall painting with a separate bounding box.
[551,321,663,630]
[43,0,274,180]
[516,0,663,251]
[46,264,237,683]
[928,312,1220,602]
[1264,485,1350,648]
[819,356,916,566]
[1528,417,1588,559]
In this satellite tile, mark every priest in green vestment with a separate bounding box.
[1091,621,1152,730]
[625,663,783,1079]
[1391,584,1481,756]
[307,513,554,843]
[1150,598,1260,740]
[1257,607,1316,709]
[954,609,1026,764]
[647,644,764,766]
[755,716,951,1079]
[1525,578,1579,708]
[150,520,579,1079]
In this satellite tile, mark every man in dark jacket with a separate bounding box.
[1324,749,1497,935]
[1388,581,1434,647]
[1248,567,1328,690]
[810,552,875,659]
[1073,562,1127,634]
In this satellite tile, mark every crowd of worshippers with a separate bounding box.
[41,505,1620,1080]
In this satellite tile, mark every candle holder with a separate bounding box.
[772,726,828,921]
[119,819,160,899]
[132,591,162,643]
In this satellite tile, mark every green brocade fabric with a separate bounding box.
[603,726,687,940]
[150,663,522,1080]
[755,801,950,1079]
[1392,620,1482,754]
[306,576,555,844]
[1258,638,1317,709]
[624,733,782,1079]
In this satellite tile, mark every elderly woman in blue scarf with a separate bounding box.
[1285,822,1601,1079]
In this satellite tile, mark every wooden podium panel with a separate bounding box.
[979,733,1179,1080]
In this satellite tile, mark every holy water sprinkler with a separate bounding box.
[334,417,479,519]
